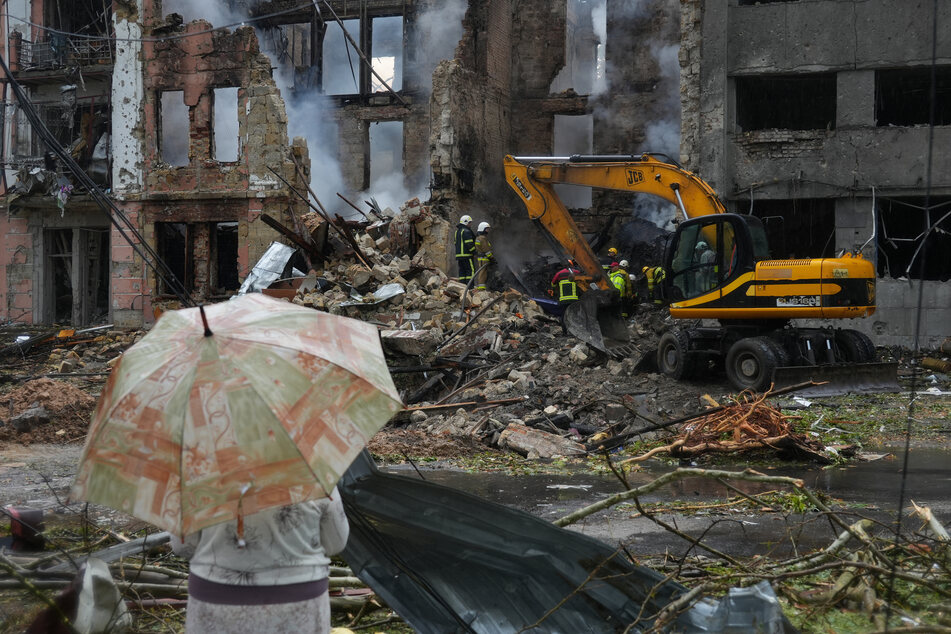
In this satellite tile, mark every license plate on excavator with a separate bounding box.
[771,362,900,397]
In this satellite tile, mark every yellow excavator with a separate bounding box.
[504,154,898,394]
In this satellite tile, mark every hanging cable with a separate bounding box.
[883,0,938,629]
[0,52,192,306]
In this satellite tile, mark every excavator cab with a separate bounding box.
[664,214,769,304]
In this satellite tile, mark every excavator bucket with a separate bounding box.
[771,361,900,397]
[563,289,630,356]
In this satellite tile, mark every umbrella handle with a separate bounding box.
[199,305,213,337]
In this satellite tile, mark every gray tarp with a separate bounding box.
[339,452,796,633]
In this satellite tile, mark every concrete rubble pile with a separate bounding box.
[267,202,692,459]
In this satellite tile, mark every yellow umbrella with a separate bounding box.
[69,294,402,537]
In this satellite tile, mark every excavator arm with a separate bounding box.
[504,153,726,353]
[504,153,725,281]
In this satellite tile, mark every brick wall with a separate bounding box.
[0,215,33,323]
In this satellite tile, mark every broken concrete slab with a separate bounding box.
[498,423,586,459]
[380,329,440,356]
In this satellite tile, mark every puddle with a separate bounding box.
[385,445,951,558]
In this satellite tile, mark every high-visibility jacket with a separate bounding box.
[475,233,493,264]
[453,224,475,259]
[609,268,630,298]
[645,266,666,303]
[552,267,580,302]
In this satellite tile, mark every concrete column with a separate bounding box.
[112,1,145,194]
[698,0,730,193]
[836,70,875,128]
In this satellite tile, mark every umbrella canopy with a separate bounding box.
[70,294,402,537]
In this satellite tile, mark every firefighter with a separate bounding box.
[643,265,666,305]
[609,260,634,317]
[474,221,494,291]
[600,247,618,272]
[453,215,476,283]
[551,259,582,334]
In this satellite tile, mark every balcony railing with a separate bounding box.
[15,35,114,72]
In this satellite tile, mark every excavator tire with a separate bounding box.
[835,329,876,363]
[725,336,779,393]
[657,329,696,380]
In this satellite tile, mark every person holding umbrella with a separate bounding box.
[170,491,349,632]
[69,294,404,634]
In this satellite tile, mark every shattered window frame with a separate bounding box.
[320,12,405,97]
[877,196,951,281]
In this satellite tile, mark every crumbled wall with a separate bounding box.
[680,0,702,171]
[132,9,309,318]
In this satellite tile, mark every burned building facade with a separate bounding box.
[1,0,679,327]
[0,0,309,327]
[680,0,950,347]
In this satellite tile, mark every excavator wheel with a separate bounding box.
[725,336,779,393]
[835,329,876,363]
[657,329,696,380]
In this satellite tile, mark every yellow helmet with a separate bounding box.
[607,247,618,256]
[642,266,650,273]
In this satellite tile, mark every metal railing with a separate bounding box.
[17,36,114,71]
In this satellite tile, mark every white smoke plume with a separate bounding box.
[414,0,467,92]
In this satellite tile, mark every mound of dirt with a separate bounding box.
[0,378,98,444]
[369,428,496,459]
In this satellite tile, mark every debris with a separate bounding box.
[498,423,586,458]
[620,390,828,464]
[8,405,51,433]
[237,241,297,294]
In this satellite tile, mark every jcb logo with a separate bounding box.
[626,169,644,186]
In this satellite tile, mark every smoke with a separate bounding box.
[591,1,608,95]
[643,43,680,157]
[160,2,465,219]
[414,0,467,91]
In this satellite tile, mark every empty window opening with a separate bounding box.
[160,91,189,166]
[735,75,837,131]
[371,16,403,92]
[551,0,606,95]
[749,198,835,260]
[876,67,951,127]
[14,98,110,183]
[155,221,241,296]
[46,229,74,324]
[214,222,240,292]
[553,114,593,208]
[369,120,403,189]
[156,222,191,295]
[877,197,951,281]
[43,227,109,325]
[213,87,240,162]
[323,19,361,95]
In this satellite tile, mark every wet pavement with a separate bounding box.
[384,445,951,560]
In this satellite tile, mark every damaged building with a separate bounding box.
[0,0,946,347]
[0,0,310,327]
[680,0,950,347]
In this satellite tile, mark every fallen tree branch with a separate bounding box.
[554,468,804,528]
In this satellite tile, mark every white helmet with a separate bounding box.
[619,260,629,268]
[460,215,473,225]
[696,241,708,250]
[477,221,490,232]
